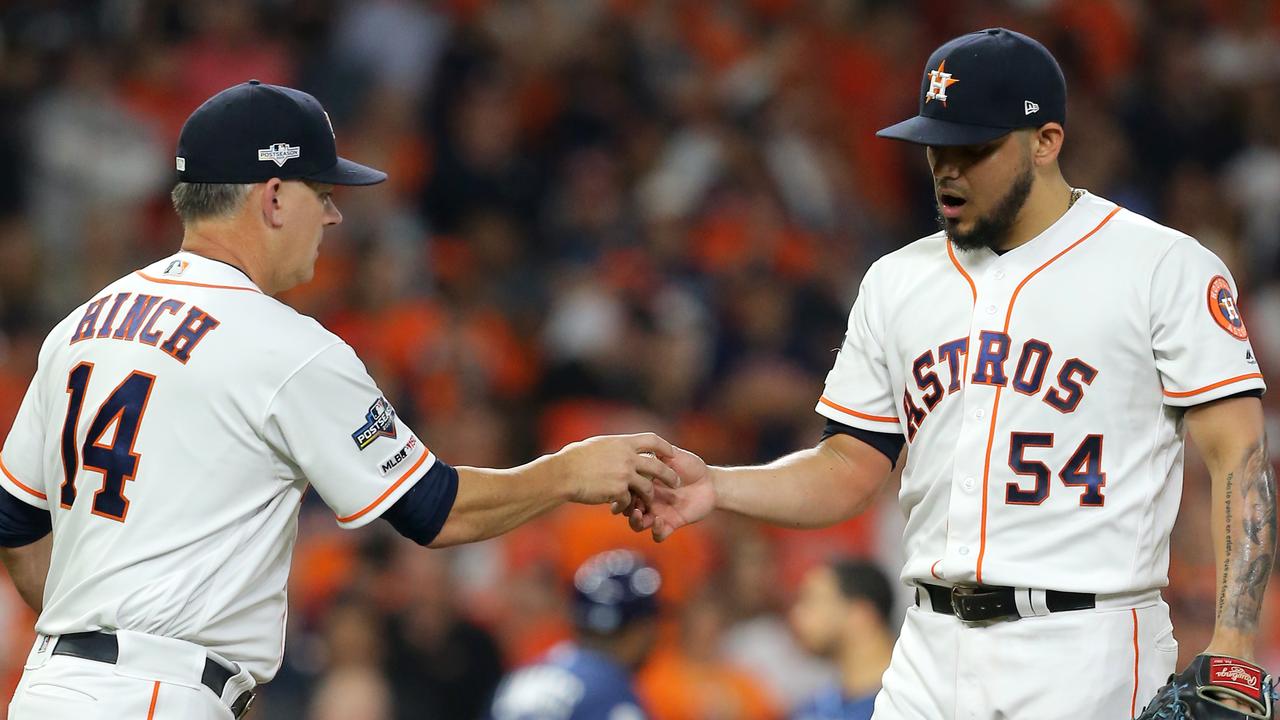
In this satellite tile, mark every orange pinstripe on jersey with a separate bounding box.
[1129,609,1140,718]
[946,240,978,301]
[1162,373,1264,398]
[146,680,160,719]
[135,272,261,293]
[947,239,980,403]
[0,454,47,501]
[336,449,432,524]
[818,396,897,423]
[974,206,1120,584]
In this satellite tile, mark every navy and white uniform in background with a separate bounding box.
[791,684,876,720]
[490,642,646,720]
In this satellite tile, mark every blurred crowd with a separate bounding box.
[4,0,1280,718]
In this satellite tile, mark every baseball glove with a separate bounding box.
[1136,654,1276,719]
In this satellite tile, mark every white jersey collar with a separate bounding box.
[947,190,1120,277]
[135,251,263,293]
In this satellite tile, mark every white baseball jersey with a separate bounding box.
[817,191,1265,593]
[0,251,437,682]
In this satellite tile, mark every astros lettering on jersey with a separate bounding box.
[0,252,434,681]
[817,191,1265,594]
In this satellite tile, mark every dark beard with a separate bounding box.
[937,165,1035,252]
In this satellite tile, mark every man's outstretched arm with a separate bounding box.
[1186,395,1276,660]
[378,433,682,548]
[629,432,895,541]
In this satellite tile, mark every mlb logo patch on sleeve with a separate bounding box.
[378,436,419,476]
[352,397,398,450]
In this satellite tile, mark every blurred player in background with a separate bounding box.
[489,550,659,720]
[789,559,895,720]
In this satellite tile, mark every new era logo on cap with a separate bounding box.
[1025,100,1040,115]
[258,142,301,167]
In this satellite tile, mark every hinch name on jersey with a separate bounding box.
[904,332,1097,441]
[68,293,221,364]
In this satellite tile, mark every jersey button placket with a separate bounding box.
[948,260,1012,584]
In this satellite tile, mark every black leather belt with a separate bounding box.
[51,631,255,718]
[918,582,1095,622]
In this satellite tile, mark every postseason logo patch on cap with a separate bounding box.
[258,142,301,167]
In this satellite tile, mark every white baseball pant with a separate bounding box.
[872,590,1178,718]
[7,630,254,720]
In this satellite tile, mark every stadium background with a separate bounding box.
[3,0,1280,717]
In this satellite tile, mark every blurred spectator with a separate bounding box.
[489,549,660,720]
[788,559,897,720]
[719,523,838,712]
[307,601,394,720]
[383,546,504,720]
[636,588,783,720]
[26,44,167,307]
[308,669,395,720]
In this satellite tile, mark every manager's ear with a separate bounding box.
[1031,123,1064,167]
[260,178,285,229]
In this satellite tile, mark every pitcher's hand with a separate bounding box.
[627,446,714,542]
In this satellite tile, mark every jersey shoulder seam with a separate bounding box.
[258,339,349,436]
[1142,224,1202,344]
[876,231,949,267]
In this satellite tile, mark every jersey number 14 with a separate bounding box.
[59,363,156,522]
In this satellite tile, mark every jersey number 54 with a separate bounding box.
[1006,432,1105,507]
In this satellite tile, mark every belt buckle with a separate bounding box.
[231,689,256,719]
[949,586,978,620]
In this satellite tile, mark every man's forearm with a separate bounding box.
[0,534,51,613]
[713,439,890,529]
[1211,437,1277,657]
[429,458,566,547]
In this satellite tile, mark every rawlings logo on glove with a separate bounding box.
[1136,654,1276,720]
[1212,658,1265,698]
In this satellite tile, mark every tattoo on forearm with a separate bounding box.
[1220,439,1277,634]
[1220,472,1233,618]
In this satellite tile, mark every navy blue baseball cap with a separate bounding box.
[877,28,1066,147]
[571,550,661,634]
[176,80,386,185]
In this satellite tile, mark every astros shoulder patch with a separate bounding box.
[1207,275,1248,340]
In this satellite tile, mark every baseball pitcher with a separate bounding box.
[628,28,1276,719]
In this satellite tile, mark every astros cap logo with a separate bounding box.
[925,60,959,106]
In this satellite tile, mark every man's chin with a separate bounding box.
[938,215,968,244]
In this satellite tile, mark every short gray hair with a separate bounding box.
[170,182,255,224]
